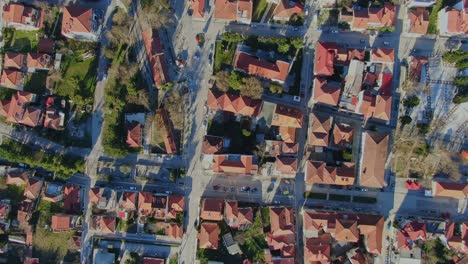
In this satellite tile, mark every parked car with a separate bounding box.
[165,190,173,194]
[251,187,258,193]
[129,186,137,190]
[293,96,301,102]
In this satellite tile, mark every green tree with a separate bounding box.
[278,43,290,54]
[342,148,352,161]
[454,76,468,87]
[242,129,252,137]
[228,71,243,90]
[400,115,412,125]
[403,95,420,107]
[442,50,468,63]
[416,123,430,134]
[269,83,283,94]
[221,32,246,42]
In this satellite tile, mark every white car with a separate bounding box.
[293,96,301,102]
[165,190,173,194]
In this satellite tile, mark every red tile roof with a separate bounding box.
[304,236,331,264]
[138,191,153,214]
[409,56,428,82]
[224,200,254,229]
[44,108,63,130]
[200,198,224,221]
[368,3,396,26]
[143,257,165,264]
[24,177,43,200]
[373,94,392,121]
[191,0,206,18]
[444,8,468,34]
[212,155,257,175]
[202,135,224,154]
[433,182,468,199]
[234,51,290,82]
[275,157,298,175]
[278,126,297,143]
[445,222,468,253]
[271,104,303,128]
[63,185,80,214]
[167,195,185,219]
[315,42,337,76]
[1,69,23,87]
[27,53,51,69]
[61,6,93,34]
[0,204,10,219]
[308,113,331,147]
[17,200,33,223]
[4,52,25,69]
[282,142,298,155]
[6,171,30,185]
[198,222,220,249]
[119,191,137,210]
[371,48,395,63]
[360,132,389,189]
[333,123,354,147]
[207,89,263,116]
[3,3,43,28]
[142,29,170,86]
[408,8,429,34]
[306,161,355,185]
[267,207,295,258]
[38,38,55,54]
[156,222,183,239]
[126,121,142,148]
[92,215,115,233]
[313,77,341,106]
[157,108,177,154]
[335,217,360,242]
[51,214,72,232]
[214,0,253,22]
[273,0,304,20]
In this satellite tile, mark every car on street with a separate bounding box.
[331,30,339,33]
[165,190,172,194]
[130,186,136,190]
[383,41,389,46]
[293,27,298,31]
[251,187,258,193]
[241,186,250,192]
[360,39,365,43]
[293,96,301,102]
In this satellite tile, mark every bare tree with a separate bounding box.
[140,0,174,30]
[215,71,231,92]
[241,77,264,99]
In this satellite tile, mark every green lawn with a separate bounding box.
[252,0,268,22]
[353,196,377,204]
[214,40,237,73]
[56,53,98,111]
[24,71,48,94]
[3,29,39,52]
[33,228,80,263]
[304,192,327,200]
[329,194,351,202]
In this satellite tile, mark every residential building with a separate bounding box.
[198,222,220,249]
[266,207,296,260]
[24,178,43,200]
[308,113,331,147]
[0,201,11,220]
[306,161,356,185]
[61,6,100,41]
[212,155,258,175]
[224,200,254,230]
[51,214,78,232]
[90,215,116,234]
[37,38,55,54]
[142,29,170,87]
[207,89,263,117]
[314,42,338,76]
[234,50,291,83]
[432,181,468,199]
[371,48,395,64]
[407,8,429,35]
[4,52,26,70]
[396,221,427,250]
[63,185,81,214]
[5,170,32,186]
[157,108,177,154]
[200,198,224,221]
[408,56,428,82]
[1,69,24,90]
[271,104,303,128]
[167,195,185,219]
[303,210,385,255]
[332,123,354,147]
[345,3,396,31]
[44,107,65,130]
[359,132,389,189]
[214,0,253,24]
[89,187,117,211]
[278,126,297,143]
[138,191,154,215]
[117,191,137,219]
[190,0,206,19]
[313,77,341,106]
[26,53,52,71]
[155,222,184,239]
[438,0,468,35]
[3,3,43,30]
[445,222,468,253]
[17,200,33,224]
[202,135,224,155]
[304,235,332,264]
[143,257,165,264]
[126,121,142,148]
[271,0,304,21]
[275,157,298,176]
[0,91,42,127]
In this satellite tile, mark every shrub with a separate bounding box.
[400,115,412,125]
[403,95,420,107]
[416,123,430,134]
[228,71,243,90]
[242,129,252,137]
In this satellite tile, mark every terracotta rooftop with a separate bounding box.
[306,161,355,186]
[267,207,296,258]
[445,222,468,253]
[200,198,224,221]
[433,181,468,199]
[27,53,51,69]
[369,2,396,26]
[409,56,428,82]
[224,200,254,229]
[24,177,43,200]
[191,0,206,18]
[207,89,263,116]
[156,222,183,239]
[335,218,360,242]
[202,135,224,154]
[408,7,429,34]
[313,77,341,106]
[3,3,43,28]
[37,38,55,54]
[397,221,427,249]
[278,126,297,143]
[273,0,304,20]
[282,142,298,155]
[442,7,468,34]
[143,257,165,264]
[51,214,72,231]
[63,185,80,214]
[275,157,298,175]
[198,222,220,249]
[373,94,392,121]
[308,113,331,147]
[138,191,153,214]
[304,235,331,264]
[212,155,257,175]
[61,6,93,34]
[333,123,354,147]
[371,48,395,63]
[167,195,185,219]
[271,104,303,128]
[119,191,137,210]
[6,170,31,185]
[4,52,25,69]
[214,0,253,22]
[315,41,337,76]
[360,132,388,189]
[234,51,290,82]
[1,69,23,87]
[91,215,115,233]
[142,29,170,86]
[125,121,142,148]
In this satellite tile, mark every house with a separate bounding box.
[167,195,185,219]
[275,157,298,176]
[332,123,354,147]
[198,222,220,249]
[90,215,116,234]
[432,181,468,199]
[304,235,332,264]
[200,198,224,221]
[207,89,263,117]
[282,142,299,155]
[308,113,331,147]
[155,222,184,239]
[407,8,429,35]
[266,207,296,258]
[125,121,142,148]
[17,200,33,224]
[202,135,224,155]
[138,191,154,215]
[214,0,253,24]
[212,155,258,175]
[279,126,297,143]
[4,52,26,70]
[143,257,165,264]
[445,222,468,253]
[142,29,170,87]
[303,210,384,255]
[43,182,64,202]
[373,94,392,122]
[371,48,395,64]
[313,77,341,106]
[51,214,77,232]
[224,200,254,230]
[314,42,338,76]
[271,0,304,21]
[408,56,428,82]
[368,3,397,28]
[359,132,389,189]
[0,91,42,127]
[3,3,43,30]
[26,53,52,71]
[157,108,177,154]
[306,161,356,186]
[63,185,81,214]
[89,187,117,211]
[24,178,43,200]
[438,0,468,36]
[61,6,100,41]
[356,90,392,122]
[0,202,10,219]
[44,108,65,130]
[396,221,427,250]
[37,38,55,54]
[1,69,24,90]
[118,191,137,212]
[153,195,168,219]
[271,104,303,128]
[234,51,291,83]
[5,170,32,186]
[190,0,206,19]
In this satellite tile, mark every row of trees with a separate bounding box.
[442,50,468,70]
[215,71,264,99]
[221,33,304,55]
